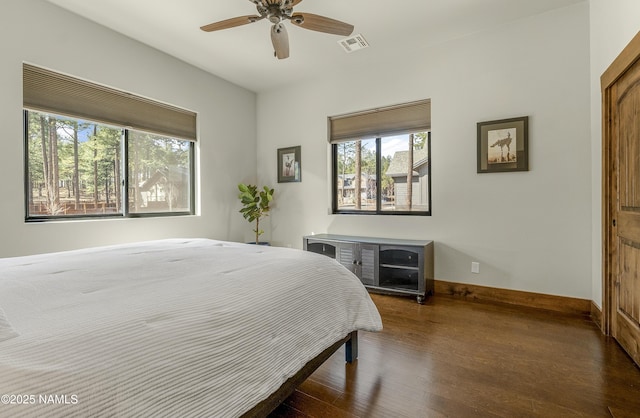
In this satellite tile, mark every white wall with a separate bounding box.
[257,3,592,299]
[6,0,626,305]
[589,0,640,308]
[0,0,257,257]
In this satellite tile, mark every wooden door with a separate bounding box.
[603,31,640,367]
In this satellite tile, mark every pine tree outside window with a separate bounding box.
[23,64,195,221]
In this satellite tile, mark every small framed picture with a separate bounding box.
[277,146,301,183]
[477,116,529,173]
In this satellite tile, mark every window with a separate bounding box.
[25,111,194,219]
[330,100,431,215]
[127,131,192,214]
[23,64,196,220]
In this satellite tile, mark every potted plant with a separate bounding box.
[237,183,275,244]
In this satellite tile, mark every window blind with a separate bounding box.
[23,63,197,141]
[328,99,430,143]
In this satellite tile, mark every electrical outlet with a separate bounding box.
[471,262,480,274]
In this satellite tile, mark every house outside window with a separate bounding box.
[330,100,431,215]
[127,131,192,214]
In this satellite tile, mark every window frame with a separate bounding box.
[23,110,195,222]
[331,132,432,216]
[123,129,195,219]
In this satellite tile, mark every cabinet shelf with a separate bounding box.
[379,264,420,270]
[303,234,434,303]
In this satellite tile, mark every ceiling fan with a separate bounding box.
[200,0,354,59]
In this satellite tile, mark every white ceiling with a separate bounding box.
[45,0,584,93]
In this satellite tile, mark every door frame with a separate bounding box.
[601,30,640,336]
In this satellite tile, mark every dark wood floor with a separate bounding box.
[269,293,640,418]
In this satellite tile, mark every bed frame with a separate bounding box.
[242,331,358,417]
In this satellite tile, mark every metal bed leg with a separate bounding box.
[345,330,358,363]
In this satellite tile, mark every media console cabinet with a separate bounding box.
[303,234,434,303]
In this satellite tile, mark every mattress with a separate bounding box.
[0,238,382,417]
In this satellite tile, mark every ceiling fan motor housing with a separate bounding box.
[201,0,354,59]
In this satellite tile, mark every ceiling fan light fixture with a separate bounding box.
[271,23,289,59]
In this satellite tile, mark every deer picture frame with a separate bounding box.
[477,116,529,173]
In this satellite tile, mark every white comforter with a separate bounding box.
[0,238,382,418]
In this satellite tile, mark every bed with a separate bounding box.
[0,238,382,418]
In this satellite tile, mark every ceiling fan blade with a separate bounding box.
[290,0,303,6]
[289,12,354,36]
[200,15,262,32]
[271,23,290,59]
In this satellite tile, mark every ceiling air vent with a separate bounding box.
[338,34,369,53]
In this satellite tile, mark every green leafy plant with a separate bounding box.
[238,183,275,244]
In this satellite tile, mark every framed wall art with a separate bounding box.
[277,146,301,183]
[477,116,528,173]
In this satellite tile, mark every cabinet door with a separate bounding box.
[335,242,378,286]
[336,242,357,275]
[305,239,337,258]
[379,246,420,268]
[359,244,378,286]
